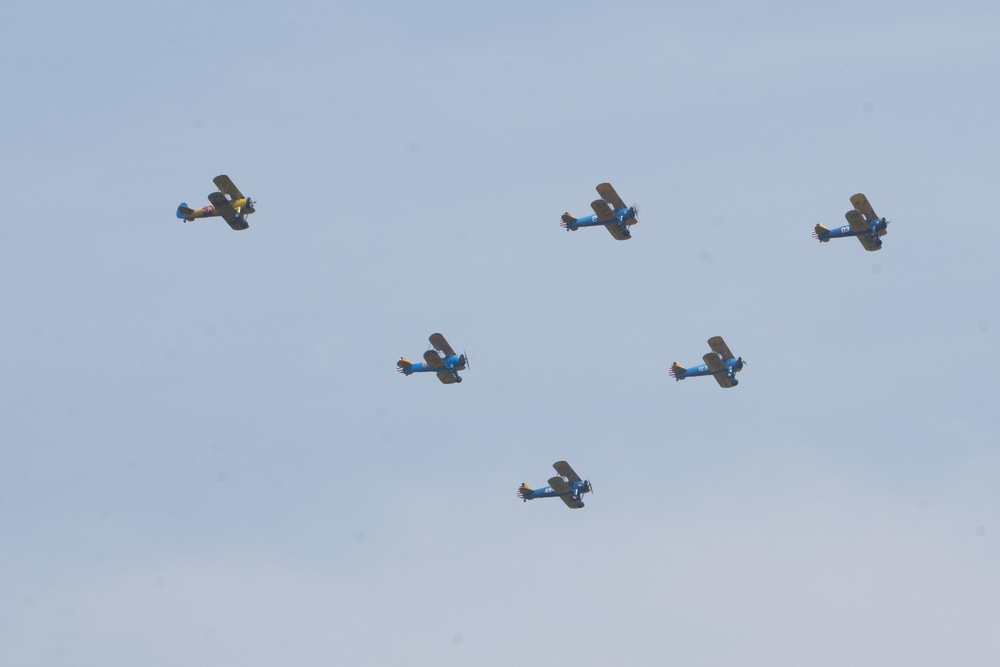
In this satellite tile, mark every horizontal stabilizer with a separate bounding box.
[396,357,413,374]
[668,362,686,379]
[560,213,578,230]
[812,224,829,241]
[176,203,194,220]
[516,483,532,500]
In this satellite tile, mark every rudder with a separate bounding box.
[176,203,195,220]
[812,224,829,241]
[668,362,686,380]
[560,213,578,230]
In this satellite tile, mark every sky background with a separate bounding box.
[2,1,999,665]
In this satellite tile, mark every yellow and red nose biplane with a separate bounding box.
[176,175,255,231]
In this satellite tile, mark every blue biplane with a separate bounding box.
[669,336,746,388]
[812,193,889,251]
[560,183,638,240]
[397,333,468,384]
[517,461,591,509]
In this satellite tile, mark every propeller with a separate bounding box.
[628,203,639,219]
[461,350,470,370]
[585,479,593,495]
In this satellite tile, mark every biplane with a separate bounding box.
[396,333,468,384]
[812,193,889,251]
[669,336,746,388]
[560,182,638,240]
[176,175,255,231]
[517,461,591,509]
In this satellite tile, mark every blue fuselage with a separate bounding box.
[818,217,888,241]
[567,207,636,230]
[677,357,743,379]
[404,354,465,374]
[521,480,590,500]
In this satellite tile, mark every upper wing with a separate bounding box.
[590,199,615,222]
[850,193,877,221]
[429,333,456,357]
[596,183,627,211]
[552,460,581,484]
[422,350,445,369]
[207,192,248,231]
[214,175,245,201]
[436,370,457,384]
[707,336,734,361]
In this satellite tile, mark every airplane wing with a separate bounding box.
[703,352,736,388]
[552,460,581,484]
[429,333,456,357]
[850,193,877,221]
[207,192,248,231]
[707,336,734,361]
[845,209,869,234]
[548,477,583,508]
[590,199,615,222]
[596,183,627,211]
[548,476,571,495]
[213,174,245,201]
[855,231,881,252]
[591,200,627,239]
[422,350,445,369]
[436,370,458,384]
[559,495,584,509]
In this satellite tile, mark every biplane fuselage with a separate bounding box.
[671,356,745,380]
[562,207,637,232]
[397,354,466,378]
[518,480,591,501]
[177,198,253,221]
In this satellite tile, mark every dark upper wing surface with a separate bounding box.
[213,175,245,201]
[596,182,627,210]
[850,193,877,221]
[429,333,456,357]
[552,461,581,483]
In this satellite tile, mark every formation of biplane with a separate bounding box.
[174,178,892,509]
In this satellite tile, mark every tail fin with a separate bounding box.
[812,224,829,241]
[176,203,195,221]
[560,213,578,231]
[516,483,533,501]
[396,357,413,374]
[668,362,686,380]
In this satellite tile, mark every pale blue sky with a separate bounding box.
[2,1,999,665]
